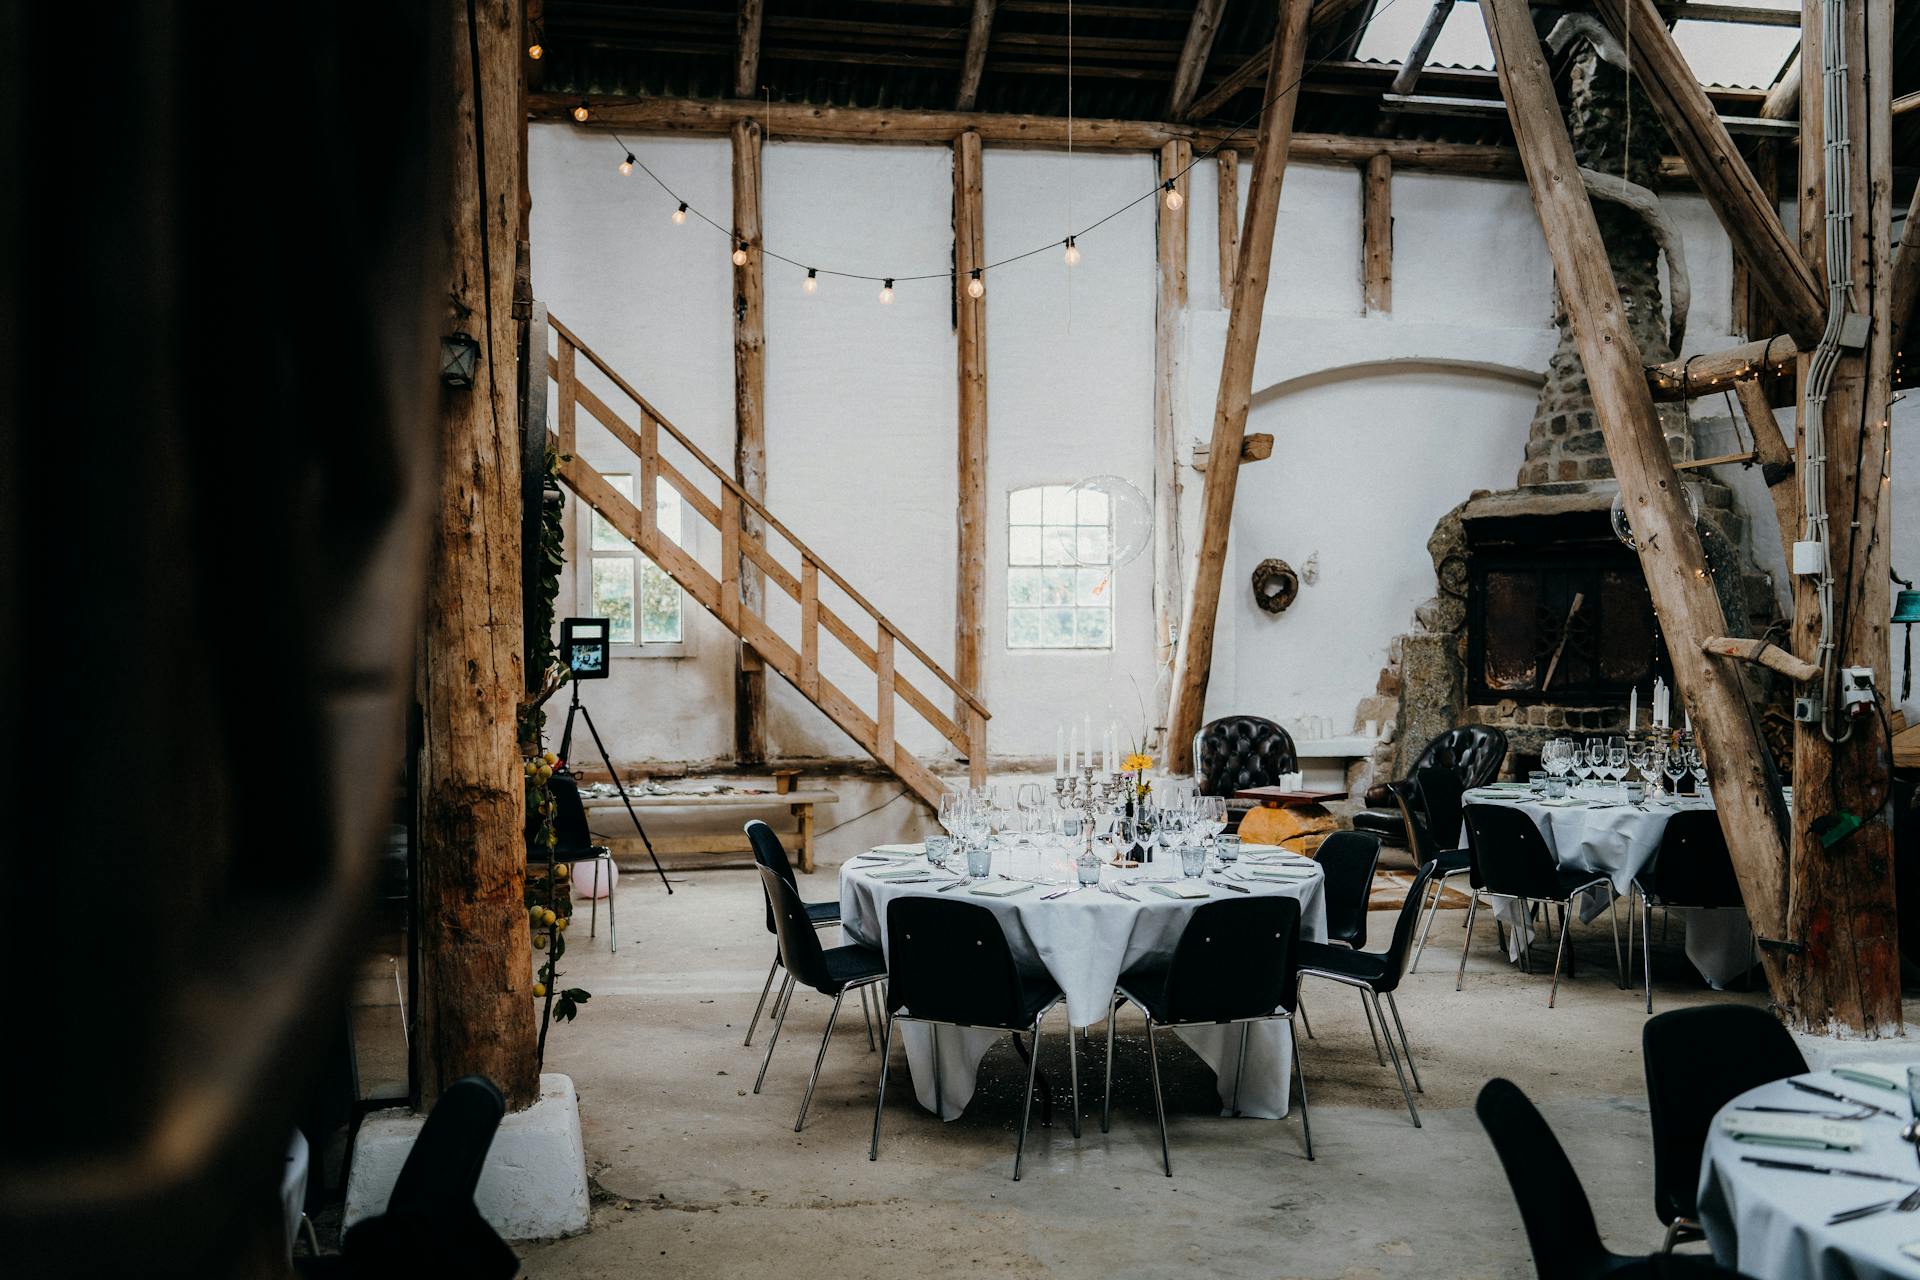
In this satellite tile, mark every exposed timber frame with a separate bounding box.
[735,0,763,99]
[732,119,768,763]
[1480,0,1794,994]
[1215,149,1239,307]
[1166,0,1311,772]
[1362,152,1392,312]
[956,0,999,111]
[953,130,990,786]
[1154,138,1192,733]
[1168,0,1230,118]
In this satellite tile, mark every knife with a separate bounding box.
[1207,879,1251,894]
[1740,1155,1915,1184]
[1789,1079,1905,1119]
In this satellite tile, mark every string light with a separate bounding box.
[672,202,688,224]
[804,268,818,294]
[572,100,590,123]
[967,268,984,299]
[1162,180,1183,211]
[879,278,895,304]
[1062,236,1080,266]
[732,241,750,267]
[619,153,635,176]
[528,40,544,60]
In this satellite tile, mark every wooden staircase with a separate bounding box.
[541,313,987,805]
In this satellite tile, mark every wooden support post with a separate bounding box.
[731,119,768,764]
[1784,0,1900,1036]
[875,629,896,775]
[419,0,538,1112]
[1155,138,1191,715]
[1361,152,1393,314]
[1389,0,1457,96]
[734,0,763,99]
[1168,0,1229,119]
[1892,179,1920,351]
[800,559,820,699]
[954,131,989,731]
[1166,0,1313,771]
[1480,0,1793,973]
[1591,0,1827,345]
[956,0,997,111]
[555,340,576,456]
[1733,55,1798,338]
[1732,373,1798,563]
[1702,636,1821,684]
[1645,334,1800,400]
[1215,149,1239,308]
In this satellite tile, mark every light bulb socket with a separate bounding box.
[573,100,590,122]
[807,268,818,281]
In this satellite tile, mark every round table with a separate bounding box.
[839,847,1327,1121]
[1700,1069,1920,1280]
[1460,786,1752,985]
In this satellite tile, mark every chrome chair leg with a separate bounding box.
[605,854,617,953]
[1642,895,1655,1015]
[589,858,600,939]
[860,986,876,1051]
[1608,886,1624,987]
[1297,991,1313,1039]
[1290,1020,1313,1161]
[1409,879,1443,973]
[1455,892,1480,991]
[1231,1023,1249,1118]
[795,989,847,1132]
[869,1012,897,1160]
[1066,1008,1082,1139]
[1372,989,1421,1128]
[1384,991,1422,1093]
[1360,988,1386,1065]
[1548,901,1572,1008]
[745,957,779,1047]
[1013,1013,1044,1181]
[1145,1019,1171,1177]
[754,974,796,1093]
[1102,997,1118,1134]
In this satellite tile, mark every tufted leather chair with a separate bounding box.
[1193,715,1298,828]
[1354,726,1508,848]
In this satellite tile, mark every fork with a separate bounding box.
[1042,885,1088,900]
[1102,883,1139,902]
[1827,1186,1920,1225]
[936,877,973,892]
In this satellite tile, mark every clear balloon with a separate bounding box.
[1067,475,1153,570]
[1610,483,1700,551]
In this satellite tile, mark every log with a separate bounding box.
[1167,0,1313,772]
[734,0,763,98]
[1167,0,1230,118]
[1189,433,1276,469]
[1480,0,1793,970]
[1591,0,1826,346]
[1154,139,1191,697]
[1362,152,1392,313]
[1644,334,1799,401]
[1783,0,1901,1036]
[1216,149,1239,307]
[1180,0,1366,121]
[955,0,997,111]
[1732,372,1797,563]
[953,131,989,736]
[1892,178,1920,349]
[1701,636,1820,683]
[1389,0,1457,96]
[420,0,540,1111]
[732,119,768,763]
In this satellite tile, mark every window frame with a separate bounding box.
[1004,482,1116,653]
[576,469,693,660]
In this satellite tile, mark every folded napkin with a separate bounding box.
[870,843,925,856]
[1832,1062,1915,1093]
[969,881,1034,898]
[1901,1242,1920,1261]
[1720,1111,1864,1151]
[1149,883,1213,900]
[868,867,932,881]
[1535,797,1582,808]
[1243,866,1317,881]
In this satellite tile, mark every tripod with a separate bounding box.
[557,680,673,894]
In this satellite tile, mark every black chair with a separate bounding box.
[752,866,889,1131]
[546,773,617,951]
[1105,895,1310,1173]
[743,820,872,1049]
[1631,812,1751,1013]
[1300,830,1392,1067]
[1354,726,1509,847]
[329,1076,518,1279]
[1476,1078,1759,1280]
[1192,716,1298,830]
[870,897,1072,1180]
[1400,772,1476,972]
[1295,861,1438,1128]
[1643,1006,1807,1251]
[1457,804,1621,1006]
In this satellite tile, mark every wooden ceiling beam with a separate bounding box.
[1892,179,1920,351]
[1180,0,1371,121]
[955,0,998,109]
[1167,0,1230,118]
[734,0,763,98]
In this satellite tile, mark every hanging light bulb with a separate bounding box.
[804,268,818,294]
[967,268,984,299]
[879,278,895,305]
[672,202,688,224]
[1163,180,1183,211]
[528,40,544,60]
[572,100,591,123]
[1063,236,1080,266]
[619,153,635,176]
[732,241,750,267]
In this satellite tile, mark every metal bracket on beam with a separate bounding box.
[1755,936,1807,955]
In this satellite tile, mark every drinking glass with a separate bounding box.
[1663,749,1688,796]
[1607,737,1629,797]
[1628,739,1650,783]
[1570,741,1594,792]
[1215,833,1241,865]
[965,840,992,878]
[1688,746,1710,796]
[1544,739,1571,782]
[1528,770,1547,795]
[938,792,965,840]
[1585,738,1608,794]
[1180,845,1206,878]
[924,835,953,868]
[1077,850,1103,887]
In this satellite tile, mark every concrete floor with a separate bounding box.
[519,855,1770,1279]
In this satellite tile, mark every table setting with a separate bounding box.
[1700,1063,1920,1279]
[839,743,1327,1123]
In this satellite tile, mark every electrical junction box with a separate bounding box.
[1838,313,1871,350]
[1794,694,1823,723]
[1792,541,1826,576]
[1840,667,1876,713]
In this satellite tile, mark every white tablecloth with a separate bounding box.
[1460,788,1752,986]
[1700,1069,1920,1280]
[839,852,1326,1122]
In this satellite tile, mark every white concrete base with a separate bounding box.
[1793,1026,1920,1071]
[345,1073,590,1241]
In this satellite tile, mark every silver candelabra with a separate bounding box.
[1055,766,1130,864]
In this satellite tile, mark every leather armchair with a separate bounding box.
[1354,726,1508,847]
[1193,715,1298,827]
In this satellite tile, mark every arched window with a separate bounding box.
[1007,484,1113,650]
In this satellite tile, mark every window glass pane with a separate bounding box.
[1076,487,1110,525]
[1041,485,1076,524]
[1042,526,1077,565]
[639,562,681,644]
[1075,525,1109,566]
[592,474,637,551]
[1075,608,1111,648]
[591,558,636,644]
[1008,567,1042,607]
[1041,608,1076,647]
[1007,608,1042,648]
[1009,526,1042,566]
[1009,487,1043,524]
[1041,567,1075,605]
[1075,568,1110,606]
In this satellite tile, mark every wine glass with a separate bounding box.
[1584,738,1608,795]
[1543,738,1570,783]
[1688,745,1710,797]
[938,790,965,841]
[1569,740,1594,792]
[1606,736,1628,799]
[1663,748,1688,797]
[1627,738,1650,785]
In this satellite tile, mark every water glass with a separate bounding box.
[965,841,992,878]
[1528,770,1547,795]
[1624,780,1645,804]
[924,835,953,868]
[1215,833,1241,865]
[1077,851,1102,887]
[1545,777,1569,800]
[1179,845,1206,878]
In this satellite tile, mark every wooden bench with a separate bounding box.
[580,781,840,873]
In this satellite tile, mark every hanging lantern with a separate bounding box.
[439,332,481,389]
[1894,582,1920,700]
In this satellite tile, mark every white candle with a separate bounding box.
[1083,714,1092,770]
[1684,705,1691,732]
[1068,724,1078,772]
[1629,687,1638,732]
[1056,725,1065,777]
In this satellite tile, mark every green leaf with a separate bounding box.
[562,988,592,1002]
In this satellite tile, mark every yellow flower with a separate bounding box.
[1122,753,1154,773]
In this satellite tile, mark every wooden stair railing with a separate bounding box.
[544,314,988,805]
